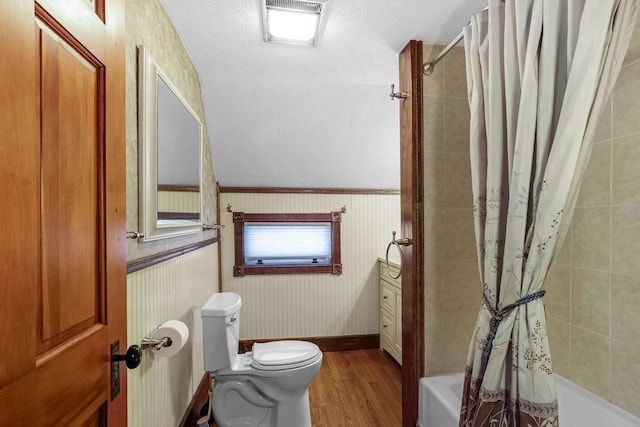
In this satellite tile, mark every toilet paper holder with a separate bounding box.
[140,320,189,358]
[141,336,172,351]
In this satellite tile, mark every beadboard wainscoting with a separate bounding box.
[220,192,400,340]
[157,190,201,217]
[127,243,218,426]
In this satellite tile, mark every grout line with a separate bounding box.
[609,129,640,140]
[571,323,611,340]
[621,57,640,68]
[568,222,573,377]
[571,265,616,274]
[608,95,614,402]
[573,203,614,209]
[421,93,468,101]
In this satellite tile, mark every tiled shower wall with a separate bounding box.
[422,21,640,417]
[545,17,640,417]
[422,44,478,374]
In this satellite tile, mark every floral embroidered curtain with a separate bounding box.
[460,0,638,425]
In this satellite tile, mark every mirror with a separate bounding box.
[138,45,203,242]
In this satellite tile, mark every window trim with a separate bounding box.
[233,211,342,276]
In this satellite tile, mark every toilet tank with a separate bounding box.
[201,292,242,372]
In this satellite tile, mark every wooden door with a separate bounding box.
[0,0,126,425]
[398,40,424,427]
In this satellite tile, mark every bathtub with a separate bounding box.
[418,373,640,427]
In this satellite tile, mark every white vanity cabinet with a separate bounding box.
[379,259,402,365]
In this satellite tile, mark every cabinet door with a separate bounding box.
[381,310,395,344]
[381,280,396,314]
[394,289,403,355]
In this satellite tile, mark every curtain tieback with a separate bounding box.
[480,290,546,373]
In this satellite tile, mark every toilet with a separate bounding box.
[202,292,322,427]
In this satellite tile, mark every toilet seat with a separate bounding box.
[251,341,321,371]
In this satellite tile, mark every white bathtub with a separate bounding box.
[419,372,640,427]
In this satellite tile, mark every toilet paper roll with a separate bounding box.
[149,320,189,357]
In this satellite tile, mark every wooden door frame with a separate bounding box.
[399,40,424,427]
[104,0,128,424]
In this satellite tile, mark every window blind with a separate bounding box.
[243,222,332,265]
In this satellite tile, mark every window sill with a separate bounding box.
[233,263,342,276]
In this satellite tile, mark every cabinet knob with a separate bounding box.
[383,295,388,300]
[383,324,388,329]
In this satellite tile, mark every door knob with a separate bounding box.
[111,341,142,399]
[112,344,142,369]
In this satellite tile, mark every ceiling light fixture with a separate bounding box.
[262,0,328,47]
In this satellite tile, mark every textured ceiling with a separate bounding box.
[159,0,485,188]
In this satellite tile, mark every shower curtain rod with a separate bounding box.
[423,5,491,76]
[422,31,464,76]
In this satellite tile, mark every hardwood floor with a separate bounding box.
[310,349,402,426]
[209,349,402,426]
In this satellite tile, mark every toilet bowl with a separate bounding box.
[202,293,323,427]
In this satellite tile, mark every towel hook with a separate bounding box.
[202,224,225,230]
[389,84,409,101]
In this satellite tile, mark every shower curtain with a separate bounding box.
[460,0,638,426]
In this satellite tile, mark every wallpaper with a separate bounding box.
[125,0,217,261]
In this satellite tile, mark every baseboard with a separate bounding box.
[239,334,380,353]
[178,373,211,427]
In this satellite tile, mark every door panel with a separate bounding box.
[0,0,125,425]
[36,0,107,60]
[39,21,103,346]
[0,327,108,425]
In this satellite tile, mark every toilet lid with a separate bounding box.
[251,341,320,370]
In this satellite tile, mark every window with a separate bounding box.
[233,212,342,276]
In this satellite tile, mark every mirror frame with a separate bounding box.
[138,45,203,242]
